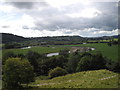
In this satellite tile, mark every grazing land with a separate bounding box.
[65,43,118,61]
[3,43,118,61]
[29,69,118,88]
[2,46,68,55]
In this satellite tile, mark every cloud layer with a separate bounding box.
[0,1,118,37]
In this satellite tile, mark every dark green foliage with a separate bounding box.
[16,53,25,59]
[107,39,118,46]
[4,43,21,49]
[2,33,27,43]
[26,51,42,75]
[48,67,68,78]
[81,52,92,57]
[59,49,69,57]
[76,53,107,72]
[37,55,68,75]
[91,53,107,69]
[106,58,120,73]
[2,51,15,65]
[76,56,92,72]
[2,51,25,65]
[3,58,35,88]
[105,58,114,70]
[66,52,81,73]
[111,61,120,72]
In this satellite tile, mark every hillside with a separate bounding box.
[29,69,119,88]
[1,33,118,44]
[1,33,27,43]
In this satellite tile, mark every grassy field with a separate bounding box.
[29,69,119,88]
[2,43,118,61]
[2,46,68,55]
[65,43,118,61]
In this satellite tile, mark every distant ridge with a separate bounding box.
[1,33,27,43]
[1,33,119,44]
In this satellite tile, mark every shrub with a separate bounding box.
[66,52,81,73]
[112,61,120,72]
[26,51,40,74]
[2,51,15,65]
[48,67,68,78]
[38,55,68,75]
[3,58,35,88]
[76,56,92,72]
[59,49,69,57]
[76,53,107,72]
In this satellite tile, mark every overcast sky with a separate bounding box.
[0,0,119,37]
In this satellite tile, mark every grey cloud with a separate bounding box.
[6,2,48,9]
[32,2,117,32]
[1,26,10,28]
[6,2,118,34]
[22,25,29,29]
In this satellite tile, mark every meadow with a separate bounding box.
[65,43,118,61]
[2,46,68,55]
[2,43,118,61]
[29,69,119,88]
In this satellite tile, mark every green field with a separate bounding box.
[65,43,118,61]
[2,43,118,61]
[29,69,119,88]
[2,46,67,55]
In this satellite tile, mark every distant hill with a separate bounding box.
[1,33,27,43]
[1,33,119,44]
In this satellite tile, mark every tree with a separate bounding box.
[48,67,68,78]
[76,56,92,72]
[2,51,15,65]
[37,55,68,75]
[59,49,69,57]
[76,53,107,72]
[112,61,120,72]
[3,58,35,88]
[66,52,81,73]
[4,43,21,49]
[26,51,40,74]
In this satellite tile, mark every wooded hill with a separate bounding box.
[1,33,119,45]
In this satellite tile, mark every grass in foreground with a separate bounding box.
[29,69,119,88]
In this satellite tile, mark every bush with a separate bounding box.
[26,51,40,74]
[38,55,68,75]
[76,56,92,72]
[4,43,21,49]
[112,61,120,72]
[76,53,107,72]
[66,52,81,73]
[3,58,35,88]
[59,49,69,57]
[48,67,68,78]
[2,51,15,65]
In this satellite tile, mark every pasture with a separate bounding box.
[2,43,118,61]
[29,69,118,88]
[65,43,118,61]
[2,46,68,55]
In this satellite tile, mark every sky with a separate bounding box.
[0,0,119,37]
